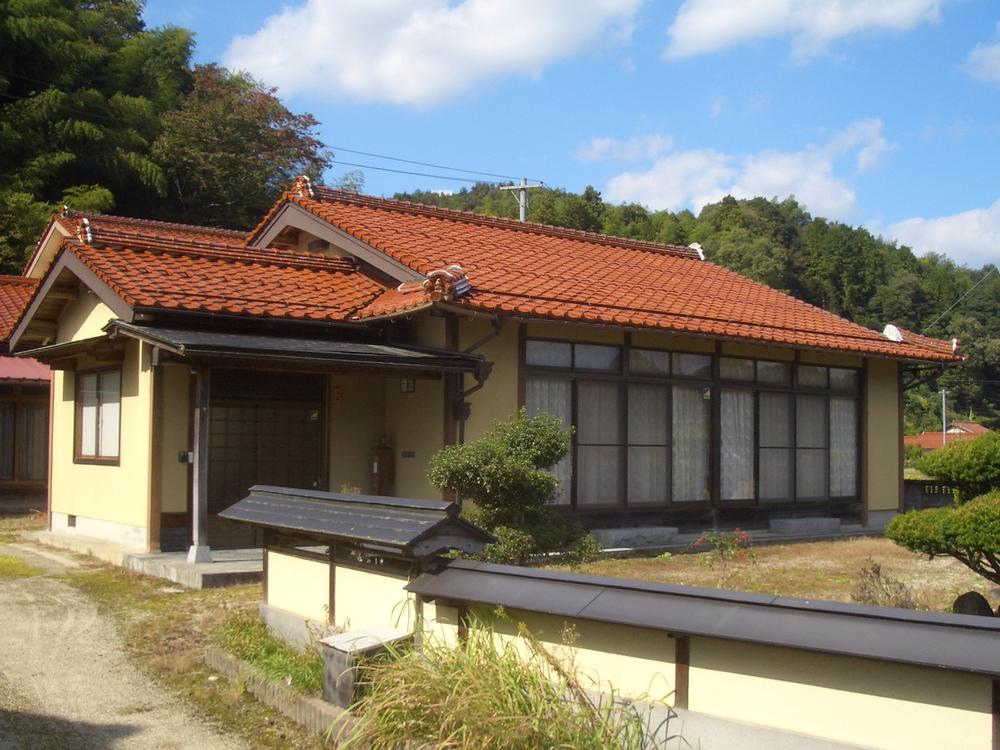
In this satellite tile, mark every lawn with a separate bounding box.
[548,536,998,612]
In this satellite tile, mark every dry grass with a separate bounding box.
[549,537,999,612]
[0,511,46,545]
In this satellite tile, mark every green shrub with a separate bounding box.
[916,432,1000,502]
[429,409,601,565]
[333,619,678,750]
[886,490,1000,586]
[903,443,924,467]
[215,611,324,694]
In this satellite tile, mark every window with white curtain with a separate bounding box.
[829,397,858,496]
[672,385,710,502]
[721,389,754,500]
[525,378,573,504]
[524,339,860,509]
[758,392,793,502]
[577,381,622,505]
[628,383,669,505]
[75,370,121,461]
[796,395,828,499]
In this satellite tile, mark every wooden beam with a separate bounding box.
[673,636,690,710]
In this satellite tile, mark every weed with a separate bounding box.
[0,555,42,579]
[851,558,918,609]
[215,611,324,694]
[334,615,682,750]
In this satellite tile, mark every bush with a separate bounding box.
[916,432,1000,502]
[851,558,917,609]
[429,409,601,565]
[334,619,677,750]
[903,443,924,467]
[886,490,1000,587]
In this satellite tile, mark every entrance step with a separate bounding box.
[768,517,841,536]
[592,526,679,549]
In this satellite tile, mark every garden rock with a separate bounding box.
[951,591,995,617]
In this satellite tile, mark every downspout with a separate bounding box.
[454,316,505,445]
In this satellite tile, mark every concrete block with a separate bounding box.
[591,526,679,549]
[320,628,411,708]
[768,517,841,536]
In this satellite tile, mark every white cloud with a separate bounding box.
[884,200,1000,268]
[577,134,674,162]
[962,23,1000,85]
[664,0,943,60]
[604,119,891,220]
[224,0,642,106]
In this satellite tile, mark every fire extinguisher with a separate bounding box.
[371,435,395,496]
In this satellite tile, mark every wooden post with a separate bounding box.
[187,367,212,563]
[674,636,690,710]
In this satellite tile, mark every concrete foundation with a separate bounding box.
[768,517,841,536]
[592,526,680,549]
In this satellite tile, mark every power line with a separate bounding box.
[330,159,493,185]
[921,267,997,335]
[330,145,542,183]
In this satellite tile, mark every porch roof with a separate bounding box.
[105,321,486,375]
[219,485,493,558]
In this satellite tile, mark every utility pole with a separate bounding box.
[941,389,948,447]
[499,177,543,222]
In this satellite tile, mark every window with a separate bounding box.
[523,338,861,509]
[75,370,121,462]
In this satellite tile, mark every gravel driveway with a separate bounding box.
[0,542,247,750]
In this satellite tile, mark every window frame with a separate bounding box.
[522,336,862,512]
[74,367,122,465]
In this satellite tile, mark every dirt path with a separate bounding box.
[0,543,248,750]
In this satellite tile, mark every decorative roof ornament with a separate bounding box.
[291,174,315,199]
[423,264,470,302]
[77,218,92,244]
[688,242,705,261]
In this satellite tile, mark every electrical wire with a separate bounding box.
[330,145,541,183]
[330,159,494,185]
[921,267,997,335]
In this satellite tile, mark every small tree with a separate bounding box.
[427,410,599,565]
[916,432,1000,502]
[886,491,1000,587]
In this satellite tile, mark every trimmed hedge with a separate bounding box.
[886,490,1000,586]
[916,432,1000,502]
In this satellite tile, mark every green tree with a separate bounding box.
[0,0,193,270]
[150,65,330,229]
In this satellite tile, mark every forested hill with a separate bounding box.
[395,185,1000,432]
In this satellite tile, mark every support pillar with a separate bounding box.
[187,367,212,564]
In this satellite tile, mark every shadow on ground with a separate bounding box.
[0,707,139,750]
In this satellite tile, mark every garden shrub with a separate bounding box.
[886,490,1000,587]
[916,432,1000,502]
[851,558,917,609]
[428,409,601,565]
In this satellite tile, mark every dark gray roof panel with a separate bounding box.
[106,322,485,372]
[219,485,493,556]
[406,559,1000,677]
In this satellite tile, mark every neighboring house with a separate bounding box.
[5,180,961,556]
[904,422,992,452]
[0,276,50,508]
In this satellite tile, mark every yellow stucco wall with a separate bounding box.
[720,341,795,361]
[384,377,443,500]
[526,322,625,344]
[266,551,330,623]
[420,601,461,647]
[867,358,901,512]
[470,606,678,701]
[327,374,386,494]
[334,565,414,631]
[50,340,152,531]
[631,330,715,352]
[800,350,864,367]
[688,637,993,750]
[158,364,189,513]
[459,318,519,444]
[56,293,114,343]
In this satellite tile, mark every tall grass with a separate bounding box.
[215,611,324,694]
[333,617,680,750]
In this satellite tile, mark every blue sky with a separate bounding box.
[143,1,1000,268]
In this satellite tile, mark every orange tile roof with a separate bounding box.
[271,188,959,363]
[0,276,38,341]
[904,431,986,450]
[67,240,387,322]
